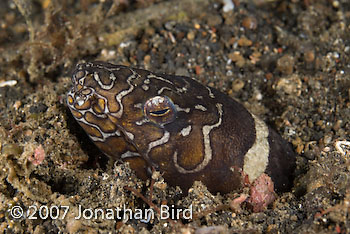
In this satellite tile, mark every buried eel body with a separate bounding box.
[67,61,296,194]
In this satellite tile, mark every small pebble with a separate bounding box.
[29,103,48,114]
[274,74,302,96]
[5,12,16,25]
[231,79,245,92]
[2,144,23,156]
[13,100,21,110]
[323,134,332,145]
[304,50,315,63]
[222,0,235,12]
[24,129,33,137]
[249,51,261,64]
[332,120,342,131]
[237,36,253,47]
[265,73,273,80]
[276,54,295,75]
[228,51,245,67]
[195,225,227,234]
[175,68,190,76]
[323,146,331,152]
[0,80,17,87]
[187,31,196,41]
[143,54,151,65]
[195,65,203,75]
[154,181,167,190]
[151,170,161,180]
[332,1,339,8]
[206,14,223,27]
[242,16,258,30]
[194,23,201,29]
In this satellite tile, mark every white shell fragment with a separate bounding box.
[0,80,17,88]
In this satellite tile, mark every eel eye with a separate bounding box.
[144,96,176,124]
[150,108,170,116]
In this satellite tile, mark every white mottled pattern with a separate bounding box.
[147,73,174,85]
[206,87,215,98]
[174,104,190,113]
[121,151,141,159]
[158,87,172,95]
[114,72,138,118]
[194,104,207,111]
[125,131,134,141]
[146,131,170,160]
[136,118,150,126]
[133,103,143,109]
[93,72,116,90]
[180,125,192,136]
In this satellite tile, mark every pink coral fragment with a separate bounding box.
[28,145,45,166]
[247,173,276,212]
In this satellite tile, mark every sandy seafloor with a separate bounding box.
[0,0,349,233]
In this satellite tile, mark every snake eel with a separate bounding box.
[67,61,296,194]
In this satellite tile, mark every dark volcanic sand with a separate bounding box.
[0,0,349,233]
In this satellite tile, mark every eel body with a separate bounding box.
[67,61,296,194]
